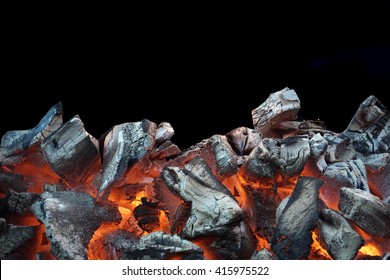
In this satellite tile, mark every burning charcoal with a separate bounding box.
[240,139,281,181]
[321,159,369,208]
[183,156,235,199]
[31,191,121,259]
[0,102,63,167]
[271,176,323,260]
[161,164,243,239]
[252,87,300,138]
[323,134,356,163]
[226,127,262,155]
[149,140,181,160]
[310,133,328,158]
[251,248,277,260]
[364,156,390,202]
[41,115,100,186]
[6,191,40,214]
[0,224,36,259]
[88,229,139,260]
[121,231,203,260]
[279,136,310,176]
[276,196,290,224]
[0,169,26,193]
[98,120,156,200]
[309,133,328,172]
[246,186,286,241]
[339,188,390,238]
[343,95,390,155]
[200,135,238,180]
[148,179,190,234]
[318,208,364,260]
[133,199,160,232]
[362,153,390,172]
[206,221,257,259]
[155,122,174,144]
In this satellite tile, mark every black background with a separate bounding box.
[2,9,390,149]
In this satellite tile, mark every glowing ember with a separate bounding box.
[1,88,389,260]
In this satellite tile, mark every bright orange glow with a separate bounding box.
[254,234,271,251]
[158,210,170,233]
[353,226,382,257]
[309,231,332,260]
[87,222,119,260]
[192,236,218,260]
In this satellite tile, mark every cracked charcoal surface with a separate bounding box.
[121,231,203,260]
[31,191,121,259]
[98,120,156,200]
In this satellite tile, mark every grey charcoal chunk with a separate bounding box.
[279,136,310,176]
[6,191,40,214]
[121,231,203,260]
[318,208,364,260]
[252,87,300,138]
[98,120,156,200]
[343,95,390,155]
[0,102,63,166]
[339,188,390,238]
[271,176,323,260]
[251,248,277,260]
[161,158,243,239]
[324,134,356,163]
[155,122,175,144]
[31,191,121,260]
[41,115,100,186]
[200,135,238,180]
[310,133,328,159]
[0,225,36,259]
[226,127,262,155]
[0,169,26,193]
[362,153,390,173]
[323,159,369,191]
[240,139,281,180]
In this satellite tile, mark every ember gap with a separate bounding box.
[0,87,389,260]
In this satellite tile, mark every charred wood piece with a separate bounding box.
[252,87,300,138]
[343,95,390,155]
[324,134,356,163]
[31,191,121,259]
[309,133,328,172]
[339,188,390,238]
[0,102,63,166]
[98,120,156,200]
[318,208,364,260]
[279,136,310,176]
[133,200,160,232]
[206,221,257,259]
[155,122,175,144]
[0,169,26,193]
[6,191,40,214]
[322,159,369,191]
[200,135,238,180]
[161,160,243,238]
[0,224,36,259]
[271,176,323,260]
[121,231,203,260]
[41,115,100,186]
[240,139,281,181]
[251,248,277,260]
[226,127,262,156]
[149,140,181,160]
